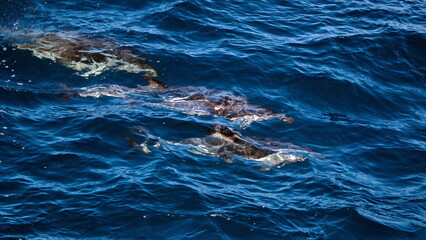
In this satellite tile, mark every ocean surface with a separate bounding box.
[1,0,425,239]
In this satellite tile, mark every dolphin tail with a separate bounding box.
[126,126,153,154]
[124,135,152,154]
[125,135,139,148]
[55,82,78,100]
[60,93,79,100]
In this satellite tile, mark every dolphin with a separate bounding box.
[127,125,312,168]
[11,31,159,78]
[73,78,293,127]
[157,89,294,126]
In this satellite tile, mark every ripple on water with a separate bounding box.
[0,0,425,239]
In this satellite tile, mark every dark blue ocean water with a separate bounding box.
[0,0,425,239]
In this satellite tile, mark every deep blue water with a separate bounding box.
[1,0,425,239]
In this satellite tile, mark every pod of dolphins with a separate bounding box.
[11,31,317,168]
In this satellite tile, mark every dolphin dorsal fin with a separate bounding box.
[144,77,167,89]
